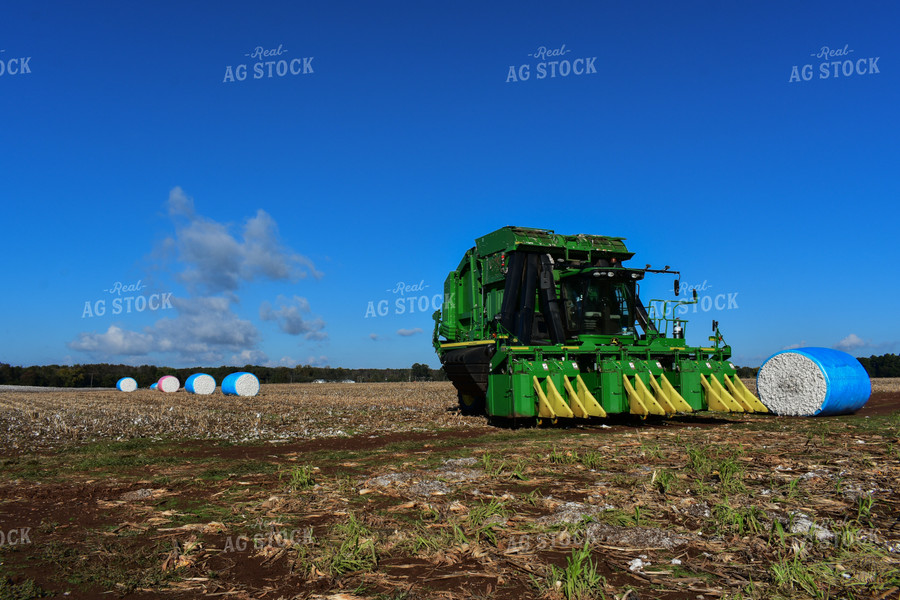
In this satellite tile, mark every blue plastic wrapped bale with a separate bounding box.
[757,347,871,416]
[222,372,260,397]
[185,373,216,395]
[150,383,158,390]
[116,377,138,392]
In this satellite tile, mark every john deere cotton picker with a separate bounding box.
[432,227,766,422]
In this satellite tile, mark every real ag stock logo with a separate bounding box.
[789,44,880,82]
[81,279,174,318]
[0,49,32,77]
[0,527,31,546]
[506,44,597,83]
[223,43,314,83]
[364,280,443,319]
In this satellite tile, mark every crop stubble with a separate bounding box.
[0,380,898,599]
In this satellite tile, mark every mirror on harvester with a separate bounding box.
[674,279,680,296]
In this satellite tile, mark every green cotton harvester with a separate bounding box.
[432,226,766,422]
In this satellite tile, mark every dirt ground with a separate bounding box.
[0,380,898,600]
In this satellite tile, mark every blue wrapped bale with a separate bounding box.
[185,373,216,395]
[150,383,158,390]
[116,377,138,392]
[757,347,871,416]
[222,372,260,397]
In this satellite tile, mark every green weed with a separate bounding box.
[713,502,765,536]
[549,446,580,464]
[579,450,604,470]
[769,556,826,598]
[532,541,607,600]
[467,499,510,545]
[685,444,745,492]
[281,465,316,490]
[640,441,663,459]
[328,514,377,576]
[0,575,49,599]
[480,453,529,480]
[652,469,676,494]
[855,495,875,525]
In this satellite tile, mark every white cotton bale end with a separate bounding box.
[757,347,871,416]
[185,373,216,395]
[222,372,260,397]
[157,375,180,393]
[116,377,138,392]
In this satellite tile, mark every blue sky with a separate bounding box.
[1,1,897,369]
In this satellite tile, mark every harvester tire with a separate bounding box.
[458,392,486,416]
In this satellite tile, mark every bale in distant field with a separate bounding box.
[150,383,158,390]
[116,377,138,392]
[185,373,216,395]
[222,372,260,397]
[157,375,180,393]
[757,347,871,416]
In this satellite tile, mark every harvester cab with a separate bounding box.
[432,226,766,422]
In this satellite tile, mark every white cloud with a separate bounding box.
[167,186,195,218]
[71,188,326,366]
[834,333,866,352]
[153,297,261,360]
[69,296,262,365]
[274,356,300,367]
[163,188,321,294]
[397,328,423,337]
[243,210,322,281]
[174,218,244,293]
[231,349,269,366]
[68,325,154,356]
[260,295,327,340]
[781,340,808,350]
[305,355,329,367]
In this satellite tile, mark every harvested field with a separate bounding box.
[0,380,898,599]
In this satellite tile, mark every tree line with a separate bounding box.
[857,353,900,378]
[2,354,892,389]
[735,353,897,379]
[0,362,447,389]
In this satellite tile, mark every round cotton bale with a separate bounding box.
[157,375,180,393]
[116,377,138,392]
[222,372,260,397]
[757,347,871,416]
[185,373,216,395]
[150,383,158,390]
